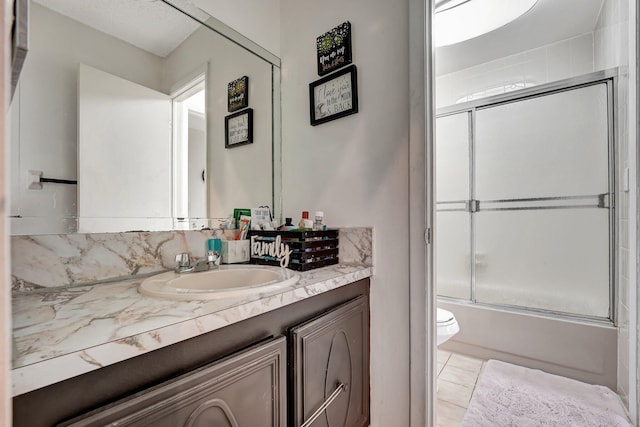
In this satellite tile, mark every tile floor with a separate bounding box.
[437,350,486,427]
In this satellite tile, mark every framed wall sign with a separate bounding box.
[225,108,253,148]
[316,21,352,76]
[309,64,358,126]
[227,76,249,112]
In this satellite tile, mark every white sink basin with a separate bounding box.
[139,265,299,301]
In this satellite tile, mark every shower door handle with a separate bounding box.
[466,200,480,213]
[598,193,613,208]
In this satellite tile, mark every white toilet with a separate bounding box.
[437,308,460,346]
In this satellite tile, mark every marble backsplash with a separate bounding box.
[11,227,372,292]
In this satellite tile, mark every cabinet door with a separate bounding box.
[291,296,369,427]
[60,337,287,427]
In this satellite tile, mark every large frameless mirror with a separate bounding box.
[9,0,281,235]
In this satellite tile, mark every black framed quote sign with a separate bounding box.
[225,108,253,148]
[309,64,358,126]
[316,21,352,76]
[227,76,249,112]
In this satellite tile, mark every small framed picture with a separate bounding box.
[309,64,358,126]
[228,76,249,112]
[316,21,352,76]
[225,108,253,148]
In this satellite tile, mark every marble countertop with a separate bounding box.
[12,263,372,397]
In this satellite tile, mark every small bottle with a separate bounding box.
[280,217,294,231]
[313,211,324,230]
[298,211,309,229]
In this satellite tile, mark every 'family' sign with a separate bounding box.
[250,235,293,268]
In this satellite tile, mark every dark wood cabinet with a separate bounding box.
[14,279,370,427]
[59,337,287,427]
[291,296,369,427]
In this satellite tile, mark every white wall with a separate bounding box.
[594,0,635,416]
[436,33,594,108]
[280,1,412,425]
[193,0,281,57]
[594,0,629,71]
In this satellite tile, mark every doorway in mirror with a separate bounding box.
[172,75,208,230]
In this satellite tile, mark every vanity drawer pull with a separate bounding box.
[300,382,347,427]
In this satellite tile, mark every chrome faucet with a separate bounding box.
[175,250,221,274]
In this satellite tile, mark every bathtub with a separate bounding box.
[438,299,617,389]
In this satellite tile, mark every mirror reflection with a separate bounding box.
[9,0,279,235]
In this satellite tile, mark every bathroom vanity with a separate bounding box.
[12,266,371,427]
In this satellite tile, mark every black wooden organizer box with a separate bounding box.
[248,229,339,271]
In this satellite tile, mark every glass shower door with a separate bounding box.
[436,112,472,300]
[473,83,611,318]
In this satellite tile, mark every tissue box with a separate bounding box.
[221,240,250,264]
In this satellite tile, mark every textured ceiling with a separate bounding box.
[33,0,211,57]
[436,0,605,75]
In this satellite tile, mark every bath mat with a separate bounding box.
[461,360,631,427]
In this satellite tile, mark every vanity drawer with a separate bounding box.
[58,337,287,427]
